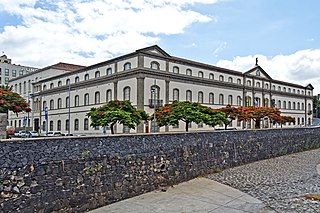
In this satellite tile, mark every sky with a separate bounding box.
[0,0,319,93]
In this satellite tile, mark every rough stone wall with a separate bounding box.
[0,114,7,139]
[1,127,320,212]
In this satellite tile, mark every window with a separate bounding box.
[228,95,233,105]
[74,95,79,107]
[237,79,241,84]
[302,118,305,125]
[265,83,269,89]
[293,102,296,110]
[256,82,261,88]
[288,101,291,110]
[297,102,300,110]
[23,81,26,94]
[278,100,281,109]
[19,70,24,76]
[151,61,160,70]
[49,121,53,131]
[65,119,69,131]
[5,69,9,76]
[19,83,22,93]
[50,83,54,89]
[237,96,241,106]
[209,73,214,80]
[106,68,112,75]
[42,121,45,131]
[245,96,252,107]
[106,89,112,102]
[43,101,47,110]
[15,84,17,92]
[84,74,89,80]
[228,77,233,83]
[297,90,300,94]
[278,86,281,91]
[28,80,31,92]
[247,80,251,86]
[12,70,16,77]
[57,120,61,131]
[66,97,70,108]
[123,87,131,101]
[219,75,224,81]
[283,101,286,109]
[57,98,62,109]
[308,91,311,96]
[95,71,100,78]
[209,93,214,104]
[173,66,179,74]
[186,69,192,76]
[198,91,203,103]
[84,93,89,105]
[297,118,300,125]
[308,103,311,111]
[124,62,131,70]
[264,98,269,107]
[283,87,286,92]
[58,81,62,87]
[74,119,79,131]
[173,89,179,101]
[75,76,80,83]
[186,90,192,102]
[198,71,203,78]
[293,89,296,93]
[273,85,276,90]
[288,88,291,93]
[84,118,89,130]
[95,91,100,104]
[219,94,224,105]
[50,100,54,110]
[66,79,70,85]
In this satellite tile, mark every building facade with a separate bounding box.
[0,55,37,86]
[9,46,314,134]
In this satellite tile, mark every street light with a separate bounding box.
[68,82,71,135]
[151,87,156,133]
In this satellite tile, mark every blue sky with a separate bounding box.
[0,0,319,93]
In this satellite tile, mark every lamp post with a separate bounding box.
[68,82,71,135]
[151,88,156,133]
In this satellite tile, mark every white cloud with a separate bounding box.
[213,41,227,57]
[0,0,218,67]
[216,49,320,94]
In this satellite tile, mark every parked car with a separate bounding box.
[14,131,27,137]
[46,131,62,137]
[28,131,40,137]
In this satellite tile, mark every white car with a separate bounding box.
[28,131,40,137]
[14,131,27,137]
[46,131,62,137]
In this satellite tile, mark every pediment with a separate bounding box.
[136,45,171,57]
[244,66,272,80]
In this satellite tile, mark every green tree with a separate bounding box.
[0,85,31,114]
[216,105,241,129]
[87,100,147,134]
[313,96,320,118]
[154,101,225,132]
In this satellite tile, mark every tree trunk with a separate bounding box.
[110,123,115,134]
[185,121,189,132]
[224,123,228,130]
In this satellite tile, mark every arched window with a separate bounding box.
[123,87,131,101]
[209,73,214,80]
[186,90,192,102]
[74,119,79,131]
[84,118,89,130]
[57,98,62,109]
[151,61,160,70]
[293,89,296,93]
[283,87,286,92]
[95,71,100,78]
[308,103,311,111]
[198,71,203,78]
[95,91,100,104]
[228,95,233,105]
[237,96,241,106]
[297,90,300,94]
[265,83,269,89]
[50,83,54,89]
[308,91,311,96]
[50,99,54,110]
[151,85,160,103]
[278,100,281,108]
[42,121,46,131]
[256,82,261,88]
[173,89,179,101]
[58,81,62,87]
[247,80,251,86]
[297,117,300,125]
[288,88,291,93]
[65,119,69,131]
[219,75,224,82]
[264,98,269,107]
[273,85,276,90]
[57,120,61,131]
[75,76,80,83]
[106,89,112,102]
[186,69,192,76]
[209,93,214,104]
[74,95,79,107]
[66,79,70,85]
[84,93,89,105]
[293,102,296,110]
[288,101,291,110]
[228,77,233,83]
[43,85,47,90]
[278,86,281,91]
[297,102,300,110]
[84,74,89,80]
[173,66,179,74]
[106,68,112,75]
[246,96,252,107]
[49,121,53,131]
[198,91,203,103]
[43,101,47,110]
[124,62,131,70]
[219,94,224,105]
[237,79,241,84]
[283,101,286,109]
[66,97,70,108]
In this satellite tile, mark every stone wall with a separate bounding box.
[1,127,320,212]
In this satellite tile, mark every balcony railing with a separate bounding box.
[149,99,163,108]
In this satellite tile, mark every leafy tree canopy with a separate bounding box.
[0,86,31,114]
[87,100,148,134]
[216,104,241,129]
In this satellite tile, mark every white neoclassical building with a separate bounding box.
[9,45,314,134]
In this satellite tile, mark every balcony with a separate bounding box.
[149,99,163,108]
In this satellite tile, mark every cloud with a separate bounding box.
[0,0,218,67]
[216,49,320,94]
[213,41,227,57]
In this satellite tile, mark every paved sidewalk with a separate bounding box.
[89,178,274,213]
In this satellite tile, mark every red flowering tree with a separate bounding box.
[154,101,225,132]
[0,86,31,115]
[216,105,241,129]
[87,100,148,134]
